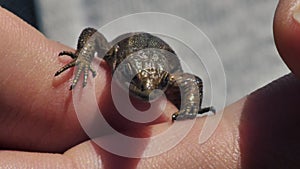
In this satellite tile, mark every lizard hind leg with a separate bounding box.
[166,73,215,121]
[55,28,110,90]
[166,72,202,121]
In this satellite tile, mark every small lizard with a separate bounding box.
[55,28,215,120]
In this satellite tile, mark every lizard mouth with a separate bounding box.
[128,83,151,101]
[128,83,163,101]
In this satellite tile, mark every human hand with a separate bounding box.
[1,0,300,167]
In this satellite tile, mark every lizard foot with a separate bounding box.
[54,51,97,90]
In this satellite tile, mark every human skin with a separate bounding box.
[1,0,300,168]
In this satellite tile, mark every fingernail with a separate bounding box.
[292,0,300,24]
[293,10,300,23]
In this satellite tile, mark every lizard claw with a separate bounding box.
[55,52,97,90]
[90,67,97,77]
[54,60,76,76]
[68,61,96,90]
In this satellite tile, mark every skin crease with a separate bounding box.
[1,0,300,167]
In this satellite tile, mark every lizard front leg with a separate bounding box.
[54,27,110,90]
[165,72,215,121]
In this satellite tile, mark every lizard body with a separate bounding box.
[55,28,215,120]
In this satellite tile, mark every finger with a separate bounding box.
[239,74,300,168]
[137,73,300,168]
[0,141,102,169]
[0,7,95,152]
[0,6,170,153]
[138,99,242,168]
[274,0,300,78]
[0,139,147,169]
[2,74,298,169]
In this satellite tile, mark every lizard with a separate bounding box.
[54,27,215,121]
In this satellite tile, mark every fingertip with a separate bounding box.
[0,7,90,152]
[274,0,300,78]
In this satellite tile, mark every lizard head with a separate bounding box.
[129,68,170,101]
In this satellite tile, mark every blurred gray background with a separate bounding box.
[0,0,290,105]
